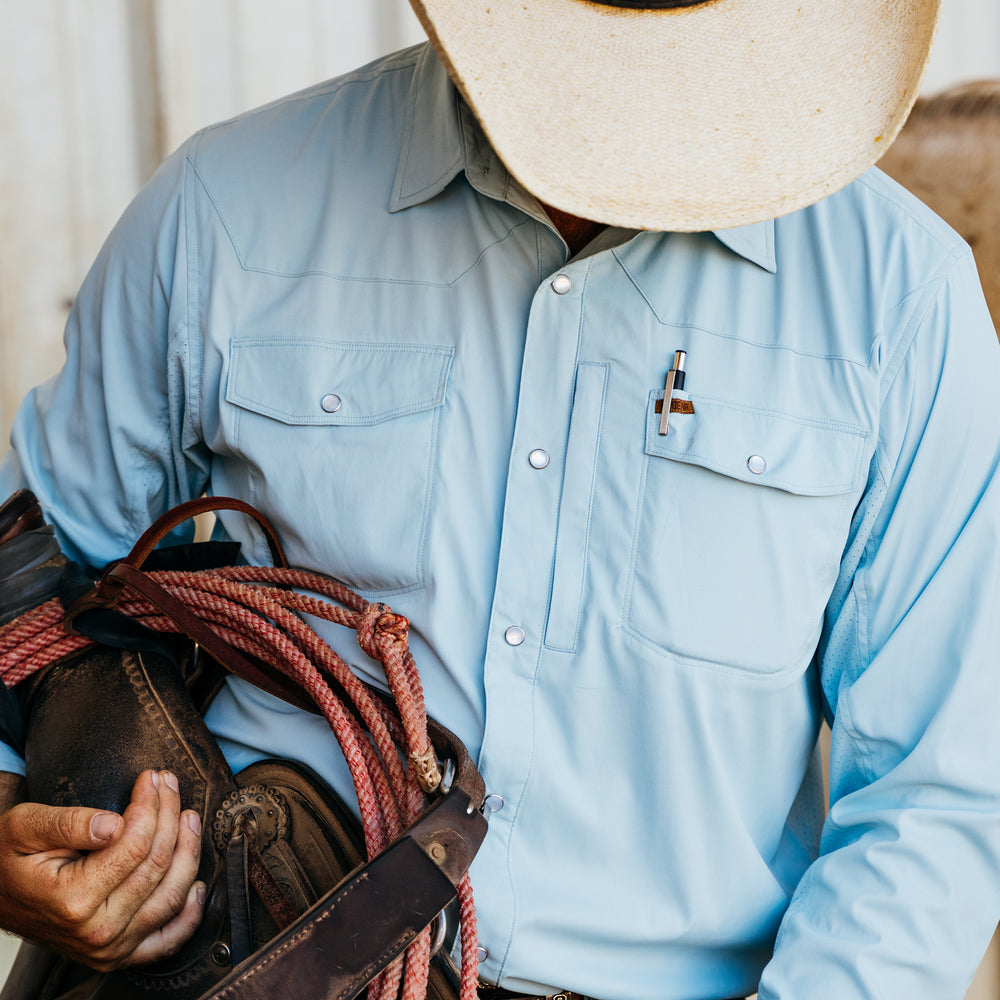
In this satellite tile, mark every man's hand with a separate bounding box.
[0,769,205,971]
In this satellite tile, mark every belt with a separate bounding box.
[478,986,589,1000]
[478,984,745,1000]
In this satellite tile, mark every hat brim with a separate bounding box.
[409,0,941,230]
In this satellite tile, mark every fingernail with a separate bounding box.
[196,883,206,905]
[150,770,160,790]
[163,771,179,793]
[91,813,119,840]
[187,811,202,835]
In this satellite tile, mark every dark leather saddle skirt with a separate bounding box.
[4,640,370,1000]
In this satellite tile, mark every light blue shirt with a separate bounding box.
[3,42,1000,1000]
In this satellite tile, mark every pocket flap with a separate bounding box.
[644,391,867,496]
[226,339,455,426]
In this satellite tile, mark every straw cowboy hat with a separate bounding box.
[408,0,942,231]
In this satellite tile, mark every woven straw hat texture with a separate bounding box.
[409,0,942,230]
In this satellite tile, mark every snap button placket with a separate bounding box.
[504,625,526,646]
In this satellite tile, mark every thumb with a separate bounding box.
[4,801,124,856]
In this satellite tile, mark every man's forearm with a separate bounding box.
[0,771,26,814]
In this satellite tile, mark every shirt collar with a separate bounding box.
[389,44,777,275]
[388,45,467,212]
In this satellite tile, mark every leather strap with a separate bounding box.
[478,991,744,1000]
[0,490,45,547]
[201,784,487,1000]
[56,495,489,1000]
[65,560,317,713]
[62,497,312,711]
[124,497,289,570]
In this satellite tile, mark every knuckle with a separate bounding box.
[162,884,188,916]
[148,841,174,872]
[55,808,82,845]
[157,933,185,959]
[89,952,122,974]
[56,895,94,926]
[80,930,110,952]
[80,920,118,951]
[121,832,154,868]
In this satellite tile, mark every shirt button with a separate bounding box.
[528,448,550,469]
[747,454,767,475]
[551,273,572,294]
[504,625,526,646]
[483,793,505,813]
[321,393,342,413]
[477,946,490,963]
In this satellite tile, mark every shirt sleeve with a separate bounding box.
[758,247,1000,998]
[0,140,210,770]
[0,138,210,570]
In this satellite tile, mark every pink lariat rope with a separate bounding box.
[0,564,479,1000]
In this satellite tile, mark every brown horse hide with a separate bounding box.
[878,80,1000,336]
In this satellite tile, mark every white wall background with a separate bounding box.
[1,1,999,995]
[1,1,999,440]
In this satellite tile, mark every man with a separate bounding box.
[2,1,1000,998]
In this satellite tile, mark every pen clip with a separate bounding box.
[658,350,687,436]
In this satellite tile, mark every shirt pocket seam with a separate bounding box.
[644,391,869,496]
[226,338,454,426]
[222,338,453,595]
[622,391,868,678]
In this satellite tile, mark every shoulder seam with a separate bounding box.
[855,169,968,253]
[193,48,423,141]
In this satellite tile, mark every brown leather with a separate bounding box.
[61,496,319,713]
[2,741,386,1000]
[0,490,45,547]
[19,641,235,999]
[65,560,319,714]
[0,490,67,634]
[201,787,487,1000]
[3,493,489,1000]
[199,733,486,1000]
[478,992,744,1000]
[121,496,289,571]
[14,624,484,1000]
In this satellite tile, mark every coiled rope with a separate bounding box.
[0,562,479,1000]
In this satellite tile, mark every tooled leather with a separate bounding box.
[3,491,485,1000]
[23,645,236,999]
[25,647,232,818]
[64,561,318,715]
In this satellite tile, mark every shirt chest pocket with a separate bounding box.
[624,392,868,676]
[224,338,454,594]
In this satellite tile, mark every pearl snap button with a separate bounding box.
[747,455,767,475]
[477,946,489,963]
[551,274,572,294]
[528,449,550,469]
[483,794,505,813]
[504,626,526,646]
[320,393,342,413]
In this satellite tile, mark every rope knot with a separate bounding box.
[356,602,409,662]
[409,745,442,795]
